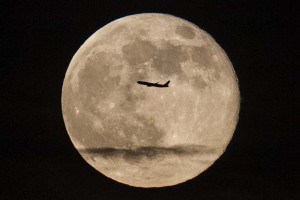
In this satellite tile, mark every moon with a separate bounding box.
[61,13,240,188]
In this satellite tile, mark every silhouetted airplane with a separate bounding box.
[137,80,170,88]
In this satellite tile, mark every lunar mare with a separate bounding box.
[62,13,240,187]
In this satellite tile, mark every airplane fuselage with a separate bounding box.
[137,81,170,88]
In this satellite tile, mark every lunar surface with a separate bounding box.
[61,13,240,187]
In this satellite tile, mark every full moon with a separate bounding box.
[61,13,240,187]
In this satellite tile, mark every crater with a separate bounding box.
[175,25,195,39]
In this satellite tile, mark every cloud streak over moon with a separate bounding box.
[78,145,217,161]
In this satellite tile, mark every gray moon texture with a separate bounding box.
[61,13,240,188]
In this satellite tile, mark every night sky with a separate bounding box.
[1,1,298,199]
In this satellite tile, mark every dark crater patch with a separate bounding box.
[78,145,217,164]
[175,25,195,39]
[77,51,121,110]
[122,38,156,66]
[90,155,96,162]
[191,76,207,89]
[190,46,214,67]
[152,42,187,76]
[109,25,127,38]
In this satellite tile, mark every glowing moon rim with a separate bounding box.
[62,13,240,187]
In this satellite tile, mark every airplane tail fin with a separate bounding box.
[163,80,170,87]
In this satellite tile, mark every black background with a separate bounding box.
[1,0,298,199]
